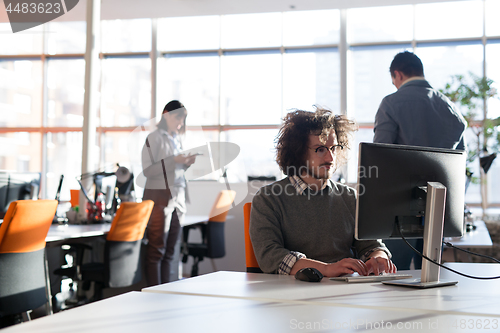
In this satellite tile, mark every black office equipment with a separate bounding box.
[54,175,64,202]
[295,267,324,282]
[355,143,466,288]
[0,171,41,219]
[77,164,134,222]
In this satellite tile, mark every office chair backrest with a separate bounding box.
[0,200,58,317]
[0,200,57,253]
[208,190,236,222]
[243,202,262,273]
[106,200,154,242]
[105,200,154,288]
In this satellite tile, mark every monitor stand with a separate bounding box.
[383,182,458,289]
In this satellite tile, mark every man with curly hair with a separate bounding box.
[250,107,396,277]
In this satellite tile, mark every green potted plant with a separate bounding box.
[440,72,499,217]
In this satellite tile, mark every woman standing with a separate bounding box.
[141,100,197,286]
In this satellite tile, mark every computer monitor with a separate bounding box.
[0,171,41,219]
[355,143,466,288]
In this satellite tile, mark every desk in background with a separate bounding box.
[46,212,210,244]
[181,215,209,227]
[46,223,111,245]
[181,214,233,227]
[444,220,492,248]
[45,214,206,306]
[443,221,493,262]
[44,223,112,313]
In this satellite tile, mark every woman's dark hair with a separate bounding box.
[157,100,187,134]
[275,106,358,176]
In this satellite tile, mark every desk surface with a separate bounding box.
[3,291,495,333]
[46,223,111,244]
[181,214,208,227]
[444,220,493,248]
[181,214,233,227]
[143,263,500,317]
[46,214,208,243]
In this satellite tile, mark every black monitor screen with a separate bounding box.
[355,143,465,240]
[0,171,41,218]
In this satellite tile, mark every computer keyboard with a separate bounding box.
[330,273,414,283]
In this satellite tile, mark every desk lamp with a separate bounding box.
[77,164,133,223]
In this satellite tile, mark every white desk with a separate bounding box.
[143,263,500,317]
[181,214,208,227]
[45,213,211,243]
[181,214,233,227]
[2,291,495,333]
[444,221,493,262]
[46,224,111,244]
[46,213,212,242]
[444,221,493,248]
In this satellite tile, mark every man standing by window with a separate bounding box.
[374,51,467,270]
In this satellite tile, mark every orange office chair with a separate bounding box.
[54,200,154,302]
[182,190,236,277]
[0,200,58,327]
[243,202,262,273]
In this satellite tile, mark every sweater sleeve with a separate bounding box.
[249,188,293,274]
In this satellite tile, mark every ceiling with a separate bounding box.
[1,0,466,23]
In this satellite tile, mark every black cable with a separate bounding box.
[395,219,500,280]
[443,241,500,264]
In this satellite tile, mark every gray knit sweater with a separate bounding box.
[249,177,389,274]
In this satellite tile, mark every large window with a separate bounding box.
[158,16,220,51]
[414,1,483,40]
[221,51,282,126]
[46,21,86,55]
[348,44,409,123]
[101,19,152,53]
[100,56,151,127]
[46,132,83,200]
[416,42,484,99]
[221,13,282,48]
[283,9,340,46]
[157,54,220,126]
[2,0,500,206]
[347,5,413,43]
[0,132,41,171]
[46,59,85,127]
[283,49,340,113]
[0,23,42,54]
[0,59,43,127]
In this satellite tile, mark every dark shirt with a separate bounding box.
[374,79,467,149]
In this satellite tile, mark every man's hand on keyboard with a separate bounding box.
[365,252,397,276]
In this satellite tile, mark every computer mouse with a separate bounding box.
[295,267,324,282]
